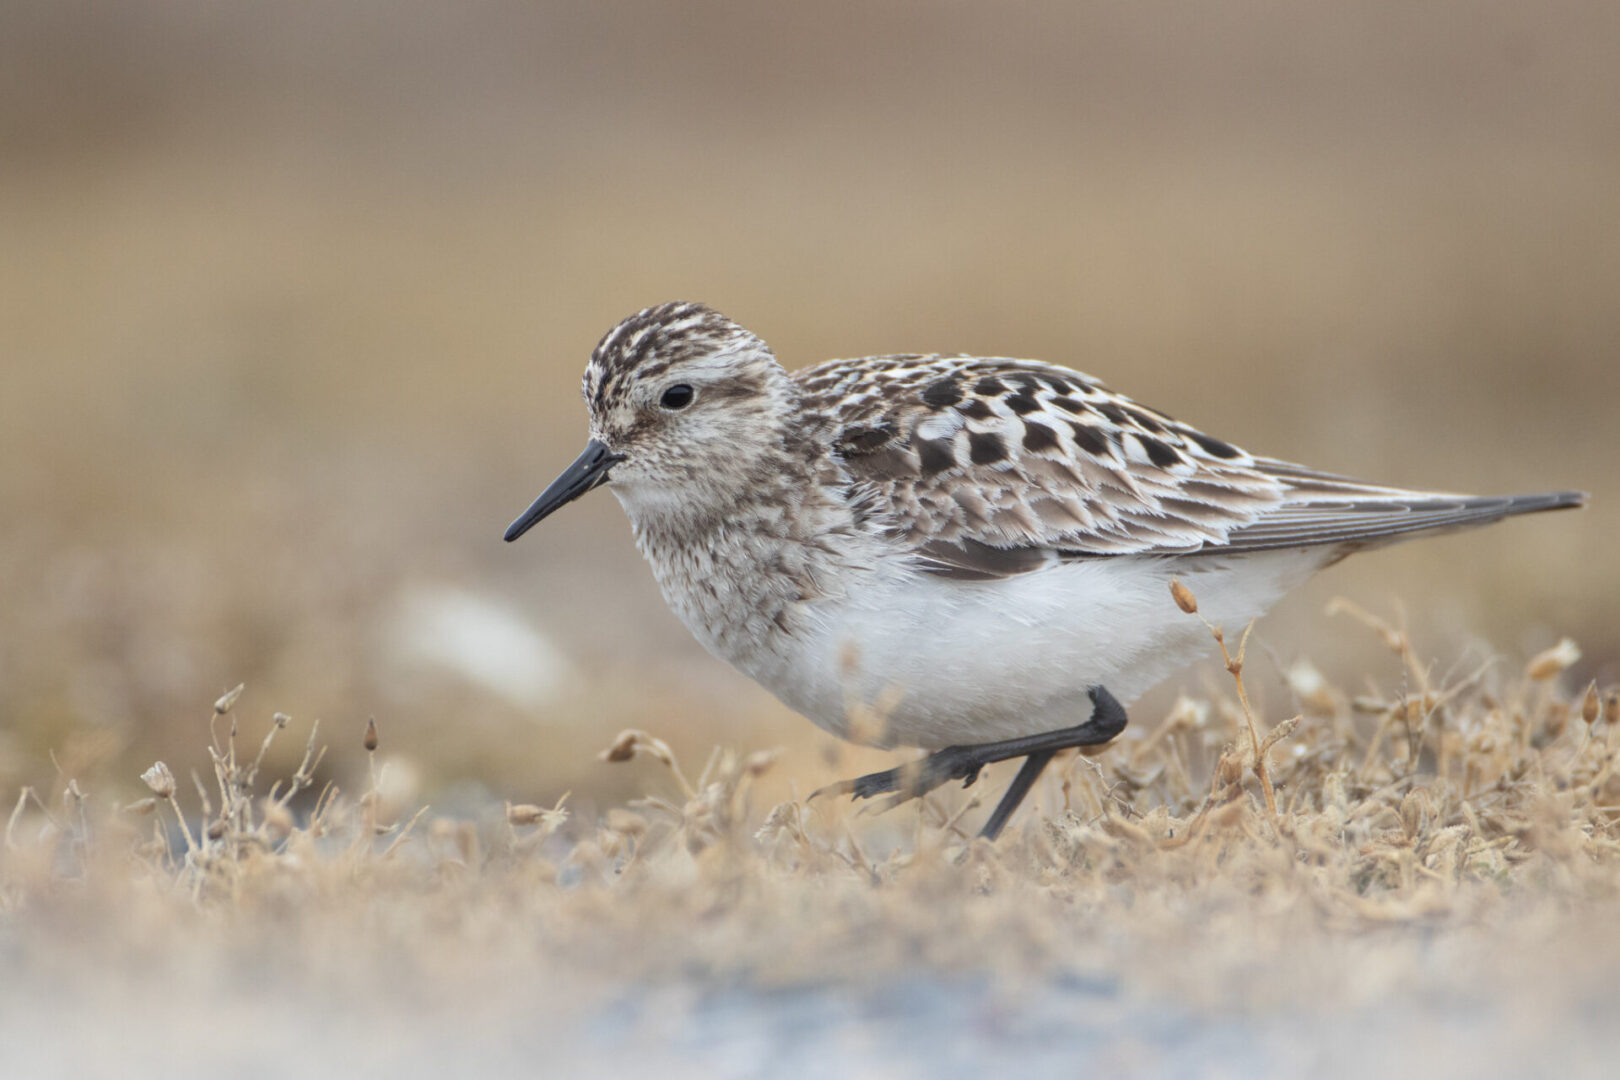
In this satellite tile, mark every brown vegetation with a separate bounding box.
[4,601,1618,1072]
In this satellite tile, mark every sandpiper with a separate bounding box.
[505,302,1584,839]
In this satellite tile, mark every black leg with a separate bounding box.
[813,686,1129,837]
[977,749,1055,841]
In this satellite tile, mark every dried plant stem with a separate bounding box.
[243,714,289,794]
[270,719,326,811]
[382,805,432,859]
[1226,623,1280,818]
[5,788,31,849]
[599,730,699,800]
[937,792,983,839]
[1173,579,1281,823]
[168,795,198,857]
[1327,597,1435,699]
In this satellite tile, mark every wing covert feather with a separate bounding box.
[795,355,1582,578]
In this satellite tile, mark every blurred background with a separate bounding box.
[2,0,1616,813]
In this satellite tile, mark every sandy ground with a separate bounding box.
[5,633,1619,1078]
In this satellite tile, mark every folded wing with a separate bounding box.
[795,354,1583,579]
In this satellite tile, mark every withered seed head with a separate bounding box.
[141,761,176,799]
[743,749,779,777]
[601,730,638,762]
[506,803,545,827]
[1526,638,1581,682]
[1170,578,1199,615]
[1582,683,1601,726]
[214,684,245,715]
[363,717,379,752]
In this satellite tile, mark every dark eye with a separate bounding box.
[659,384,695,410]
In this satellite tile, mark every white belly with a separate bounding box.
[752,549,1329,749]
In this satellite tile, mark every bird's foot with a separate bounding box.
[809,744,988,807]
[808,686,1130,836]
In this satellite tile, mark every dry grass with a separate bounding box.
[4,594,1619,1077]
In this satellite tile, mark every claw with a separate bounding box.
[810,766,908,800]
[807,777,860,801]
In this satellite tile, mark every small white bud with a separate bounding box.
[141,761,176,799]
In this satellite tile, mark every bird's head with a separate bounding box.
[505,302,797,540]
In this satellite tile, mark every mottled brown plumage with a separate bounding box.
[792,351,1579,578]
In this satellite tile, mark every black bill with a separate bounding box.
[504,438,625,542]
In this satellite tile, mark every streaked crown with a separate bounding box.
[583,301,770,418]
